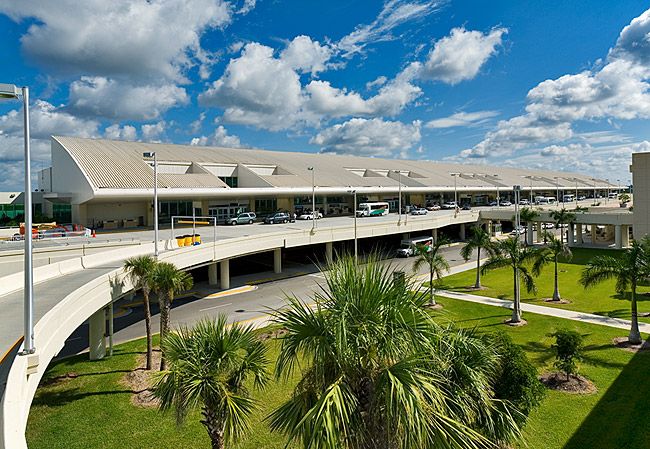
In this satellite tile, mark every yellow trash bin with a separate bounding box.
[176,236,185,247]
[184,235,193,247]
[193,234,201,245]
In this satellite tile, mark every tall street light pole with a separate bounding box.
[1,83,34,354]
[554,176,560,208]
[347,187,358,261]
[308,166,316,231]
[513,184,522,322]
[143,151,159,258]
[574,178,579,208]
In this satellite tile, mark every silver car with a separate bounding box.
[227,212,256,225]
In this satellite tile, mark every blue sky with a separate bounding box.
[0,0,648,190]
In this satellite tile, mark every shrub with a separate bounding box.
[551,329,583,381]
[486,332,545,424]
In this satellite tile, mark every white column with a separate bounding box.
[527,223,534,245]
[535,222,542,243]
[591,224,597,243]
[576,223,583,245]
[274,248,282,274]
[402,232,410,240]
[220,259,230,290]
[622,225,630,247]
[432,228,438,243]
[459,223,466,241]
[615,225,622,249]
[568,223,575,247]
[325,241,333,265]
[88,308,106,361]
[208,262,218,286]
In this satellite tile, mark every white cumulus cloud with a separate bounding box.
[191,125,244,148]
[310,118,421,157]
[68,77,188,121]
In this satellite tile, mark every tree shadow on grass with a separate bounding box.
[32,386,144,408]
[563,350,650,449]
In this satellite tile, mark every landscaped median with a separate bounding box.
[439,247,650,323]
[26,297,650,449]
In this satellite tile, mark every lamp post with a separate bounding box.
[574,178,579,208]
[617,178,621,198]
[450,172,459,206]
[513,185,522,322]
[347,187,358,261]
[143,151,159,258]
[605,178,610,203]
[1,83,34,354]
[554,176,560,208]
[308,166,316,231]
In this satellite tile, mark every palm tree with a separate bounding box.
[413,238,450,307]
[580,238,650,345]
[460,226,493,289]
[481,237,540,324]
[269,254,521,449]
[518,207,540,245]
[124,255,157,370]
[549,208,576,245]
[150,261,193,370]
[153,316,269,449]
[532,232,572,302]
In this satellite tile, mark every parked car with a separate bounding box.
[499,200,513,207]
[39,227,67,238]
[410,208,428,215]
[264,212,291,224]
[578,195,586,201]
[441,202,457,210]
[542,222,555,229]
[227,212,257,225]
[297,211,323,220]
[425,203,440,211]
[488,201,498,207]
[510,225,526,235]
[519,199,530,205]
[461,203,472,210]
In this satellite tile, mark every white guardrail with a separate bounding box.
[0,212,481,449]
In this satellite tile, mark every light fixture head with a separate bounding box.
[307,166,314,170]
[0,83,20,99]
[143,151,155,158]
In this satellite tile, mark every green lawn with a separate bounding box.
[26,296,650,449]
[440,247,650,322]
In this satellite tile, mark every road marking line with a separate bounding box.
[205,285,257,298]
[199,302,233,312]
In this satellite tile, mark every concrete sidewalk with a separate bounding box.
[437,289,650,334]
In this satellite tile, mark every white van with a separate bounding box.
[396,236,433,257]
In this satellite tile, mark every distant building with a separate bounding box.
[36,136,614,229]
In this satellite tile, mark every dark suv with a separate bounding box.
[264,212,290,224]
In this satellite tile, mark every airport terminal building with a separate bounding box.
[37,136,616,229]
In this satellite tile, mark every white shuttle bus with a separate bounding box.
[396,236,433,257]
[356,202,389,217]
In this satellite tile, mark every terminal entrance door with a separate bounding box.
[208,204,248,223]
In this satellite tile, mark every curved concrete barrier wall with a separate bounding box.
[0,212,480,449]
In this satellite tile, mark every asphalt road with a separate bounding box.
[58,245,472,357]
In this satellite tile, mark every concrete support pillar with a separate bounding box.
[568,223,575,247]
[459,223,466,241]
[615,225,622,249]
[431,228,438,243]
[622,225,630,247]
[274,248,282,274]
[591,224,597,243]
[402,232,410,240]
[325,241,333,265]
[535,222,543,243]
[88,308,106,361]
[576,224,583,245]
[220,259,230,290]
[208,262,218,286]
